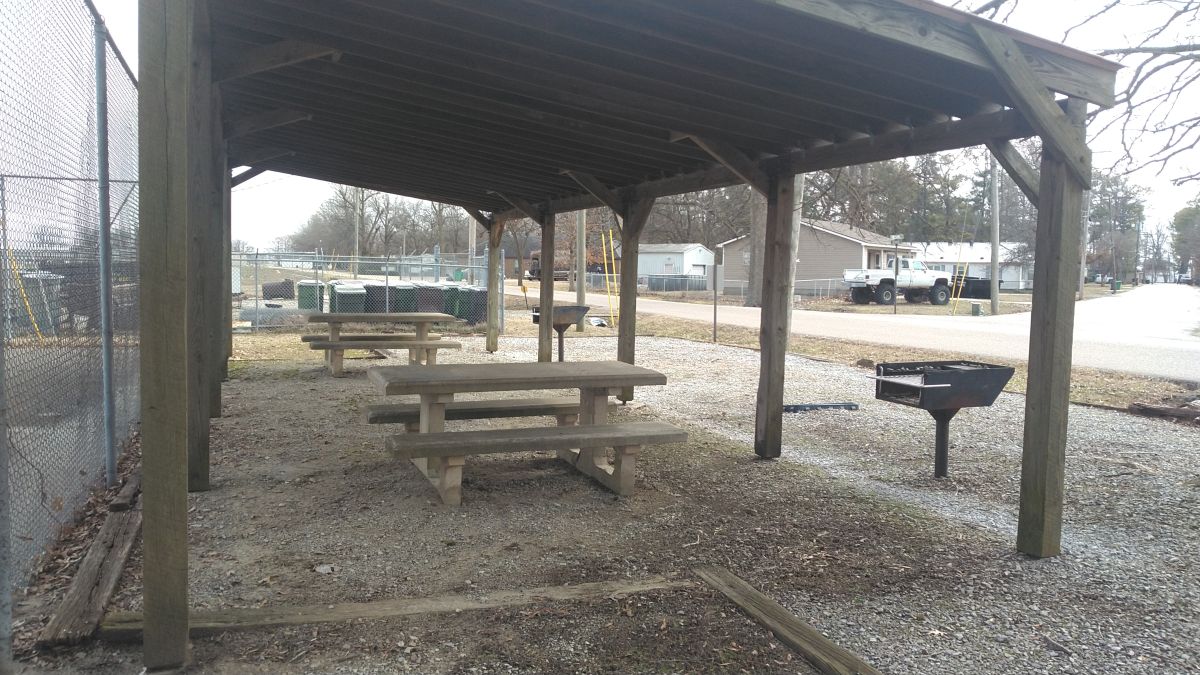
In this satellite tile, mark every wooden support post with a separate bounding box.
[753,169,796,459]
[1017,99,1088,558]
[537,209,555,362]
[222,152,232,380]
[138,0,204,667]
[183,2,214,492]
[486,219,505,353]
[616,199,654,401]
[208,90,225,417]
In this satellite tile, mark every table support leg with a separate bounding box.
[329,349,344,377]
[415,393,462,503]
[559,388,620,487]
[415,323,429,365]
[554,413,578,463]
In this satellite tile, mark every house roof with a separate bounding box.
[638,243,711,254]
[907,241,1030,264]
[213,0,1117,218]
[718,220,918,250]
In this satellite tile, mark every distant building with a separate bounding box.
[718,220,917,295]
[907,241,1034,290]
[636,243,714,278]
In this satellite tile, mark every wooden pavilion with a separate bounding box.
[138,0,1117,667]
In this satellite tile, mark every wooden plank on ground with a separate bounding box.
[37,509,143,647]
[98,576,691,642]
[109,471,141,512]
[1128,402,1200,422]
[694,565,882,675]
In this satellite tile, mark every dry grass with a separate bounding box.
[230,309,1195,411]
[632,315,1196,410]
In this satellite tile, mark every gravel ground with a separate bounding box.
[18,330,1198,673]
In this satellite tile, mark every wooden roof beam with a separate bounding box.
[462,207,493,228]
[494,107,1037,222]
[230,166,268,188]
[763,0,1117,107]
[562,170,624,213]
[986,140,1040,204]
[681,134,771,196]
[492,192,544,222]
[224,109,312,140]
[215,40,341,83]
[972,24,1091,189]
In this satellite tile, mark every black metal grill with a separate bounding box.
[873,361,1014,478]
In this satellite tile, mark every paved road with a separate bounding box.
[508,282,1200,382]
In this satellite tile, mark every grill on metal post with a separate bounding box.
[871,361,1014,477]
[532,305,590,361]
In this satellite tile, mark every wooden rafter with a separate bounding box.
[229,165,268,188]
[493,107,1039,222]
[972,24,1091,189]
[683,135,771,196]
[224,108,312,140]
[985,140,1040,204]
[763,0,1116,107]
[215,39,341,83]
[563,170,623,213]
[462,207,492,228]
[493,192,543,223]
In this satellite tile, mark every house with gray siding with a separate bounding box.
[718,220,916,295]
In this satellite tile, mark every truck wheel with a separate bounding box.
[903,290,923,303]
[850,288,872,304]
[929,283,950,305]
[875,284,896,305]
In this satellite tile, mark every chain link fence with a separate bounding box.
[233,252,497,330]
[1,0,140,657]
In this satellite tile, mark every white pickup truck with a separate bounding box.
[843,258,952,305]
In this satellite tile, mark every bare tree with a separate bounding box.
[950,0,1200,185]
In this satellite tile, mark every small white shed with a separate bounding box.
[636,243,715,277]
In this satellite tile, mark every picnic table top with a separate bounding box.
[307,312,459,324]
[368,360,667,396]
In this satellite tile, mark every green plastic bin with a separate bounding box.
[329,280,366,313]
[390,282,417,313]
[297,280,324,311]
[17,271,64,336]
[442,284,463,318]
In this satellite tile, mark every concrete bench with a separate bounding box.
[364,396,600,428]
[384,421,687,505]
[309,339,461,376]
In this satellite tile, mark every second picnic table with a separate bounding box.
[367,361,686,504]
[305,312,462,375]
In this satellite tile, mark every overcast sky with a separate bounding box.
[92,0,1195,248]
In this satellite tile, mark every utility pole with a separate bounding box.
[352,188,361,278]
[468,212,476,284]
[1079,185,1091,300]
[575,209,586,331]
[989,155,1000,315]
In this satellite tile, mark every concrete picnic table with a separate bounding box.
[367,360,677,503]
[306,312,461,374]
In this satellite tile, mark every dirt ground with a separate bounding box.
[14,332,1198,674]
